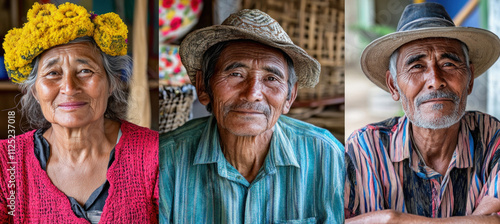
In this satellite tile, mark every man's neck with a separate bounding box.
[411,122,460,175]
[218,127,274,183]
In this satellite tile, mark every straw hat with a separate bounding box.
[361,2,500,92]
[179,9,320,88]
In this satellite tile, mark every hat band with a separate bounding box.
[398,17,455,31]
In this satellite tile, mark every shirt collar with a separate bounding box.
[269,117,300,168]
[193,116,225,165]
[192,115,300,169]
[389,115,411,162]
[388,114,474,169]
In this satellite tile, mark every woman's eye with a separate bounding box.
[46,71,59,78]
[80,69,93,74]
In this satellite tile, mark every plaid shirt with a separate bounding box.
[345,111,500,218]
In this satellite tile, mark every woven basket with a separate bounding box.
[159,85,196,133]
[241,0,345,102]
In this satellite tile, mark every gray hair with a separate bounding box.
[19,36,132,130]
[389,39,471,87]
[200,39,297,113]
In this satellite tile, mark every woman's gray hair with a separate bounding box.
[19,36,132,130]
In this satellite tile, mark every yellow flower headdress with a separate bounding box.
[2,2,128,83]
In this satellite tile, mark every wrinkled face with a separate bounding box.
[388,38,473,129]
[200,41,297,136]
[34,42,110,128]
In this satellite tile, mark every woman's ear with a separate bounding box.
[31,85,39,103]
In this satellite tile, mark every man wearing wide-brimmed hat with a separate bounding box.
[159,9,344,223]
[345,2,500,223]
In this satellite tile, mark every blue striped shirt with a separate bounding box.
[159,115,345,223]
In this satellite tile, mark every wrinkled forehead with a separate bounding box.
[216,40,289,71]
[396,37,467,57]
[38,42,103,67]
[221,40,288,60]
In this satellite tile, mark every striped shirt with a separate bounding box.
[345,111,500,218]
[160,115,345,223]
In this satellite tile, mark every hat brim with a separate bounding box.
[179,25,321,88]
[361,27,500,92]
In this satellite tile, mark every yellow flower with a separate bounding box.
[3,2,128,83]
[93,13,128,56]
[27,2,57,21]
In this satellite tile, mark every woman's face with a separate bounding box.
[34,42,110,128]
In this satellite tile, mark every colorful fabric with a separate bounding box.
[0,121,159,223]
[159,0,203,43]
[160,115,345,223]
[159,44,190,86]
[345,111,500,218]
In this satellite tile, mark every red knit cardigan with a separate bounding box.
[0,120,159,223]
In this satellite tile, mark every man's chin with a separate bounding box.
[409,111,464,130]
[225,124,269,137]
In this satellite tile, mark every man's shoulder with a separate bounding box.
[160,116,209,146]
[278,115,343,150]
[462,111,500,145]
[463,111,500,126]
[348,116,402,141]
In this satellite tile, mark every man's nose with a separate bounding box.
[425,64,447,90]
[241,77,263,102]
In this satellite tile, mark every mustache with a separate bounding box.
[415,90,460,107]
[224,102,271,116]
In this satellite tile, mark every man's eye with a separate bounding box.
[411,64,423,69]
[267,76,277,81]
[229,73,242,77]
[443,62,456,67]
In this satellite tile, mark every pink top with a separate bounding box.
[0,121,159,223]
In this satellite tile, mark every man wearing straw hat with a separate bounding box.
[159,9,344,223]
[345,2,500,223]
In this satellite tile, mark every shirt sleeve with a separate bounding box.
[319,139,345,223]
[159,139,174,224]
[478,114,500,205]
[344,131,387,218]
[344,152,359,218]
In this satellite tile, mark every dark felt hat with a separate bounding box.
[361,2,500,92]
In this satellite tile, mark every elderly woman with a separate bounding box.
[0,3,158,223]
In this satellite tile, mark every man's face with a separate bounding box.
[199,41,297,137]
[387,38,474,129]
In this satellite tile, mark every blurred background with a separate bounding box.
[0,0,159,139]
[345,0,500,140]
[159,0,346,142]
